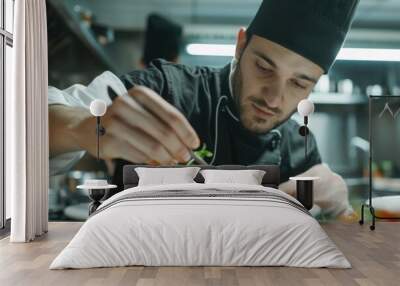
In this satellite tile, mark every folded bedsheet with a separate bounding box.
[50,183,351,269]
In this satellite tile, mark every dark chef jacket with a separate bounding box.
[112,59,321,188]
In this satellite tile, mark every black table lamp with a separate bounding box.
[291,99,318,211]
[79,99,116,215]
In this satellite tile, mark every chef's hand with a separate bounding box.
[65,86,200,164]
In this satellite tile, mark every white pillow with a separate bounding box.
[135,167,201,186]
[200,169,266,185]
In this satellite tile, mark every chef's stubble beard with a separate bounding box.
[232,64,269,133]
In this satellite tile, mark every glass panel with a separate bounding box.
[5,44,12,220]
[5,0,13,34]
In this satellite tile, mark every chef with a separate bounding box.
[140,13,183,68]
[49,0,360,220]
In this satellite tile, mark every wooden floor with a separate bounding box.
[0,222,399,286]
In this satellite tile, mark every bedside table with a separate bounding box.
[77,182,117,215]
[289,177,320,210]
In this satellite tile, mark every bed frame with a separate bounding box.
[122,164,280,190]
[120,165,314,212]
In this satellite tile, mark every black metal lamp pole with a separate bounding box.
[304,115,308,162]
[95,116,106,162]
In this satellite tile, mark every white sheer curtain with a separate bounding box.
[8,0,49,242]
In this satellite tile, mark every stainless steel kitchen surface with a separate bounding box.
[47,0,400,221]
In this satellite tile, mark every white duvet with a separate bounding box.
[50,183,350,269]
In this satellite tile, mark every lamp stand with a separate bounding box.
[95,117,106,161]
[305,116,308,162]
[96,117,100,161]
[299,116,309,162]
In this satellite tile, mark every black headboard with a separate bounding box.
[123,164,280,189]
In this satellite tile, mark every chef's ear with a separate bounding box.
[235,27,247,60]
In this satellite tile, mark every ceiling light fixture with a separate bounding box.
[186,44,400,62]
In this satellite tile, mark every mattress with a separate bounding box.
[50,183,350,269]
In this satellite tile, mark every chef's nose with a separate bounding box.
[262,80,284,108]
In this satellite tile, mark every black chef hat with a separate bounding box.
[247,0,360,72]
[143,13,183,67]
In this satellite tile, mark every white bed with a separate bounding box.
[50,182,350,269]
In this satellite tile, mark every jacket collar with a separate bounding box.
[218,61,240,120]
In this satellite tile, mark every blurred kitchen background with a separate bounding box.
[47,0,400,221]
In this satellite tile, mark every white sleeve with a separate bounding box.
[49,71,128,176]
[48,71,127,108]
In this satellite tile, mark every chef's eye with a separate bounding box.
[256,61,272,73]
[291,79,307,90]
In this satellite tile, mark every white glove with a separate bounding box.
[279,163,355,218]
